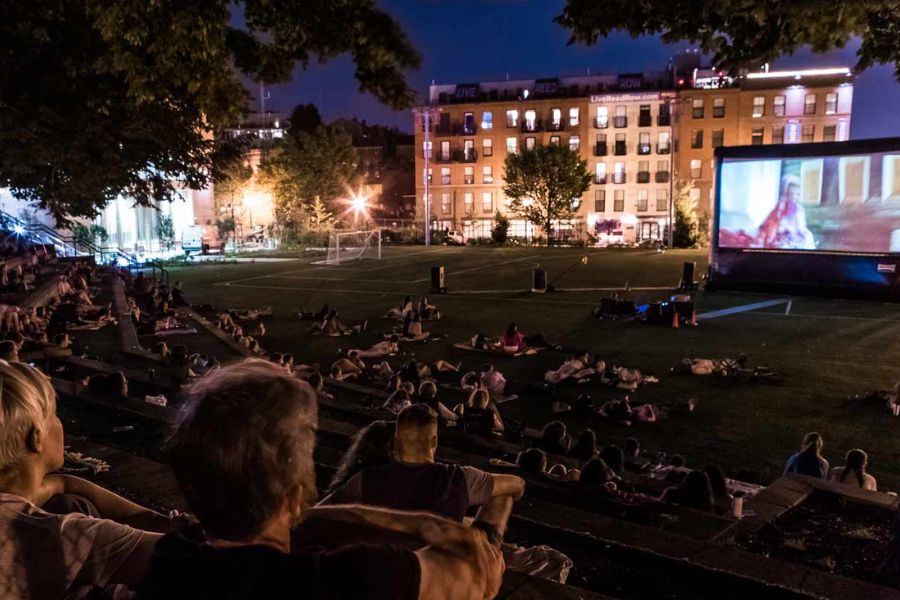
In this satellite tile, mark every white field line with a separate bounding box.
[696,299,790,321]
[408,256,541,283]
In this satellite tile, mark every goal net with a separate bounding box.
[317,230,382,265]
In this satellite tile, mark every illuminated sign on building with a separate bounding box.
[590,92,675,104]
[454,84,480,100]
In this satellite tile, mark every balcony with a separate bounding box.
[655,171,670,183]
[521,120,542,133]
[434,152,452,163]
[453,149,479,163]
[614,142,627,156]
[637,143,651,155]
[638,114,652,127]
[593,142,608,157]
[656,144,671,155]
[594,175,608,185]
[613,116,628,128]
[546,120,565,132]
[436,124,453,136]
[657,115,671,126]
[636,171,650,184]
[458,122,478,135]
[612,173,627,184]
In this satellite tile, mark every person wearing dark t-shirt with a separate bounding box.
[321,404,524,522]
[140,360,506,600]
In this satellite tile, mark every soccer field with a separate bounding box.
[168,246,900,489]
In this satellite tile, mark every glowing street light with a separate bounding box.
[13,225,25,235]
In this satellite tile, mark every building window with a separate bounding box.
[752,96,765,118]
[804,94,816,115]
[441,167,451,185]
[613,190,625,212]
[594,133,607,155]
[482,192,492,213]
[422,140,432,158]
[637,160,650,183]
[507,110,520,128]
[657,131,670,154]
[773,95,786,117]
[463,112,476,134]
[638,132,651,155]
[690,159,702,178]
[483,165,493,184]
[506,137,517,155]
[656,160,670,183]
[596,106,608,128]
[751,127,764,145]
[464,166,474,184]
[823,124,836,142]
[713,97,725,118]
[549,108,562,129]
[614,105,627,128]
[441,193,451,215]
[656,189,668,212]
[658,102,671,126]
[614,133,626,156]
[549,136,560,146]
[712,128,724,148]
[482,138,493,157]
[463,139,475,160]
[481,111,493,130]
[440,140,450,161]
[802,124,815,143]
[595,162,607,184]
[569,107,580,126]
[594,189,606,212]
[638,104,651,127]
[569,135,580,152]
[772,126,784,144]
[464,192,474,214]
[637,189,648,211]
[425,167,433,184]
[525,137,536,151]
[524,109,538,131]
[613,161,626,184]
[785,120,801,143]
[825,93,838,115]
[692,98,704,119]
[691,129,703,149]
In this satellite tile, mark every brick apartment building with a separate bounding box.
[414,53,853,244]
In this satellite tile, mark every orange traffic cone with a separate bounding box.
[690,310,698,326]
[671,311,680,329]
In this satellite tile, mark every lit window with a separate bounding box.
[802,125,815,143]
[690,159,702,178]
[614,105,627,127]
[751,128,764,145]
[772,126,784,144]
[773,95,786,117]
[785,120,801,143]
[482,138,493,157]
[595,106,608,128]
[441,193,451,214]
[594,190,606,212]
[752,96,765,117]
[440,140,450,160]
[464,166,474,184]
[804,94,816,115]
[569,107,580,126]
[613,190,624,212]
[463,112,476,134]
[713,97,725,118]
[506,137,517,155]
[691,129,703,149]
[482,192,492,213]
[569,135,580,152]
[595,162,607,184]
[823,124,836,142]
[638,132,651,155]
[482,111,493,130]
[441,167,451,185]
[549,136,560,146]
[692,98,704,119]
[825,93,838,115]
[550,108,562,127]
[422,140,432,158]
[463,139,475,160]
[637,190,648,211]
[524,110,537,131]
[613,161,626,184]
[656,189,668,211]
[525,137,536,151]
[463,192,474,214]
[483,165,493,184]
[712,129,724,148]
[506,110,519,127]
[657,132,670,153]
[424,167,432,184]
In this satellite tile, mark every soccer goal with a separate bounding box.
[316,230,382,265]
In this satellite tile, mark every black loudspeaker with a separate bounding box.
[680,262,697,290]
[646,302,663,324]
[532,269,547,293]
[430,266,445,293]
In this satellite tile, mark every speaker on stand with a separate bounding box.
[430,266,446,294]
[680,261,698,291]
[532,269,547,293]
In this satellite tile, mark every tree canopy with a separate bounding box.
[556,1,900,80]
[503,145,591,246]
[0,0,419,223]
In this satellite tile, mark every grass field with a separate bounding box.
[167,246,900,489]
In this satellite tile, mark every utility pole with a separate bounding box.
[413,106,441,246]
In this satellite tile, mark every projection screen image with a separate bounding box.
[718,151,900,253]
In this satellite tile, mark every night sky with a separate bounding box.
[255,0,900,140]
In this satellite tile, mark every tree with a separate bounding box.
[156,215,175,250]
[556,1,900,80]
[259,126,359,231]
[0,1,420,223]
[288,104,323,140]
[503,145,591,247]
[672,180,700,248]
[491,212,510,245]
[72,223,109,248]
[308,197,334,231]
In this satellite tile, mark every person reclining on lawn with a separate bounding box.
[0,361,186,599]
[544,352,603,384]
[321,403,523,524]
[417,296,441,320]
[401,310,430,341]
[479,364,508,400]
[309,310,367,336]
[142,359,506,600]
[352,335,400,359]
[595,396,659,426]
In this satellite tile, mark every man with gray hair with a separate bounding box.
[141,359,506,599]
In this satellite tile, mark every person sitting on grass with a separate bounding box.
[500,322,526,354]
[517,448,549,477]
[578,458,621,493]
[326,421,395,496]
[568,430,598,462]
[401,310,430,342]
[386,296,414,320]
[660,470,715,513]
[533,421,569,456]
[457,389,505,436]
[417,296,441,320]
[828,448,877,491]
[143,359,506,600]
[322,404,524,524]
[381,388,412,416]
[330,363,357,383]
[0,361,187,599]
[416,381,458,425]
[784,432,829,479]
